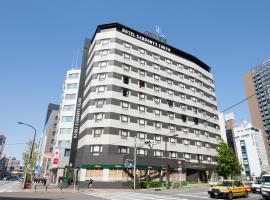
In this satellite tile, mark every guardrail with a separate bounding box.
[33,184,80,192]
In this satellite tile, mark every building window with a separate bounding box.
[193,108,198,114]
[99,73,107,81]
[168,90,173,95]
[137,148,147,156]
[95,113,104,121]
[62,116,73,122]
[92,128,103,137]
[196,141,202,147]
[122,101,129,109]
[64,149,71,157]
[180,94,185,100]
[182,115,187,123]
[139,92,145,100]
[167,68,172,74]
[191,87,195,92]
[192,97,197,102]
[68,73,79,79]
[168,100,174,107]
[154,86,160,92]
[139,48,145,54]
[181,105,186,111]
[139,105,145,113]
[139,119,146,126]
[101,39,110,45]
[120,129,129,138]
[153,64,159,70]
[155,135,161,141]
[96,99,105,108]
[195,129,200,136]
[178,63,183,69]
[124,43,131,49]
[169,152,177,158]
[168,112,174,119]
[138,133,145,139]
[123,53,131,60]
[139,59,145,65]
[154,150,163,157]
[65,94,76,100]
[179,73,184,79]
[121,115,129,123]
[101,50,109,57]
[183,128,188,134]
[119,146,129,154]
[119,62,129,70]
[189,68,194,73]
[66,83,78,89]
[139,80,145,88]
[153,54,160,60]
[170,137,176,143]
[97,86,106,93]
[155,121,161,129]
[122,88,129,97]
[206,143,210,148]
[154,74,160,81]
[169,124,175,132]
[207,157,212,162]
[179,83,185,89]
[183,140,189,145]
[154,97,160,104]
[123,76,129,84]
[194,118,199,125]
[167,79,172,85]
[184,154,190,159]
[99,61,108,68]
[63,104,75,111]
[139,70,146,76]
[154,109,161,116]
[90,145,103,155]
[59,128,72,134]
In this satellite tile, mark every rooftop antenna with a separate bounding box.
[155,25,165,38]
[75,48,79,68]
[72,51,76,68]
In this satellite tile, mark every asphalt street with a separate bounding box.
[0,185,263,200]
[0,181,22,193]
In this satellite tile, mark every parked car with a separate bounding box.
[251,179,262,193]
[19,177,24,183]
[6,176,19,181]
[208,180,251,200]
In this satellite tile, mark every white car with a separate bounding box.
[251,180,261,193]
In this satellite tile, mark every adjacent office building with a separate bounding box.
[244,59,270,164]
[224,113,237,153]
[234,122,270,178]
[52,69,80,182]
[0,135,6,158]
[36,103,59,178]
[71,23,220,186]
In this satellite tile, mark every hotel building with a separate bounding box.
[71,23,220,187]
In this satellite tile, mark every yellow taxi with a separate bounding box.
[208,180,251,199]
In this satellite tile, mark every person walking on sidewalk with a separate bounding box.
[88,178,94,191]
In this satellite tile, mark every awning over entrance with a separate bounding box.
[80,164,163,170]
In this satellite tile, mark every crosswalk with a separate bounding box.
[84,191,190,200]
[0,181,22,192]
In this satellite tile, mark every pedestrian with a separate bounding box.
[88,178,93,191]
[43,177,47,186]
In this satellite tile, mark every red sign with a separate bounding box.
[53,158,58,164]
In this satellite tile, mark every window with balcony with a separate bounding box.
[139,80,145,88]
[93,128,103,137]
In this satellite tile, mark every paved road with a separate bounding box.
[84,186,262,200]
[0,186,263,200]
[0,181,22,193]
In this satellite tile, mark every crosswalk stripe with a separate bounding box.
[84,191,190,200]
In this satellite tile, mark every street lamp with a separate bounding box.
[164,133,178,187]
[17,122,36,189]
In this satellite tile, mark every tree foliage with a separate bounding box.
[216,141,242,178]
[22,139,38,173]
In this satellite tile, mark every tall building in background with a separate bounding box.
[244,59,270,164]
[224,113,236,153]
[36,103,59,178]
[234,122,270,178]
[52,69,80,182]
[71,23,220,187]
[0,135,6,158]
[218,112,227,143]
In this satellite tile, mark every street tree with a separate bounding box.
[22,139,38,174]
[216,141,242,179]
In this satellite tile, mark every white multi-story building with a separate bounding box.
[52,68,80,182]
[218,112,226,143]
[71,23,220,187]
[234,122,270,178]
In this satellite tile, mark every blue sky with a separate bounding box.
[1,0,270,161]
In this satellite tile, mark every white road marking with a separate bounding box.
[176,193,210,199]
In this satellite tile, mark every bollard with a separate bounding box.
[45,186,48,192]
[60,185,63,192]
[77,185,80,192]
[34,185,37,192]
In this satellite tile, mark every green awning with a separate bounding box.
[80,164,162,170]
